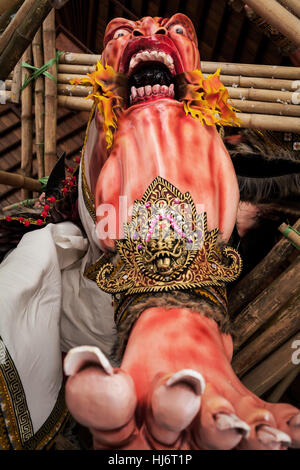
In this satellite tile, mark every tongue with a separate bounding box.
[94,100,239,251]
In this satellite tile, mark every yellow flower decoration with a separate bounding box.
[71,60,125,149]
[181,68,241,127]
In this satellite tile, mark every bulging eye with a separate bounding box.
[113,28,130,39]
[168,24,188,36]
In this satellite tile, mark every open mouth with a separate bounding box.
[121,38,183,108]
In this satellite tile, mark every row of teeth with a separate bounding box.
[130,84,175,104]
[129,49,175,74]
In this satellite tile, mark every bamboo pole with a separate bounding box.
[232,291,300,377]
[241,0,300,48]
[278,223,300,250]
[231,255,300,351]
[235,112,300,133]
[242,333,300,397]
[21,45,33,200]
[57,94,93,111]
[0,0,52,81]
[32,27,45,178]
[201,61,300,80]
[227,87,299,104]
[59,52,101,65]
[203,73,296,91]
[2,198,39,212]
[43,9,57,176]
[57,83,93,97]
[0,0,20,15]
[58,63,96,74]
[279,0,300,18]
[0,0,25,33]
[229,219,300,317]
[267,367,300,403]
[10,59,22,104]
[231,99,300,117]
[0,170,42,191]
[0,0,36,55]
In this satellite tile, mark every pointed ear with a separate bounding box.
[163,13,198,46]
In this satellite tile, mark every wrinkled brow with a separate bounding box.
[104,18,137,45]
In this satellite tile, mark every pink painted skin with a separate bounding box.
[64,14,300,450]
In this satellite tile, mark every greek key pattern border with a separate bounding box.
[0,337,34,447]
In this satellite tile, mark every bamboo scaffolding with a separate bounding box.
[43,9,57,176]
[229,219,300,317]
[21,45,33,200]
[32,27,45,179]
[0,0,52,81]
[231,255,300,351]
[241,0,300,48]
[242,333,300,397]
[0,0,36,55]
[10,59,22,104]
[232,291,300,377]
[0,170,42,191]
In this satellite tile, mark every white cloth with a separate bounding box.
[0,221,116,434]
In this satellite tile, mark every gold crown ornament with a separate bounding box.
[95,177,242,306]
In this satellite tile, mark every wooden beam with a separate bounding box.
[43,9,57,176]
[32,27,45,178]
[267,367,300,403]
[232,291,300,377]
[0,0,36,55]
[0,170,42,191]
[0,0,52,81]
[232,255,300,351]
[21,45,33,200]
[229,219,300,317]
[0,0,20,15]
[279,0,300,19]
[242,333,300,396]
[241,0,300,48]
